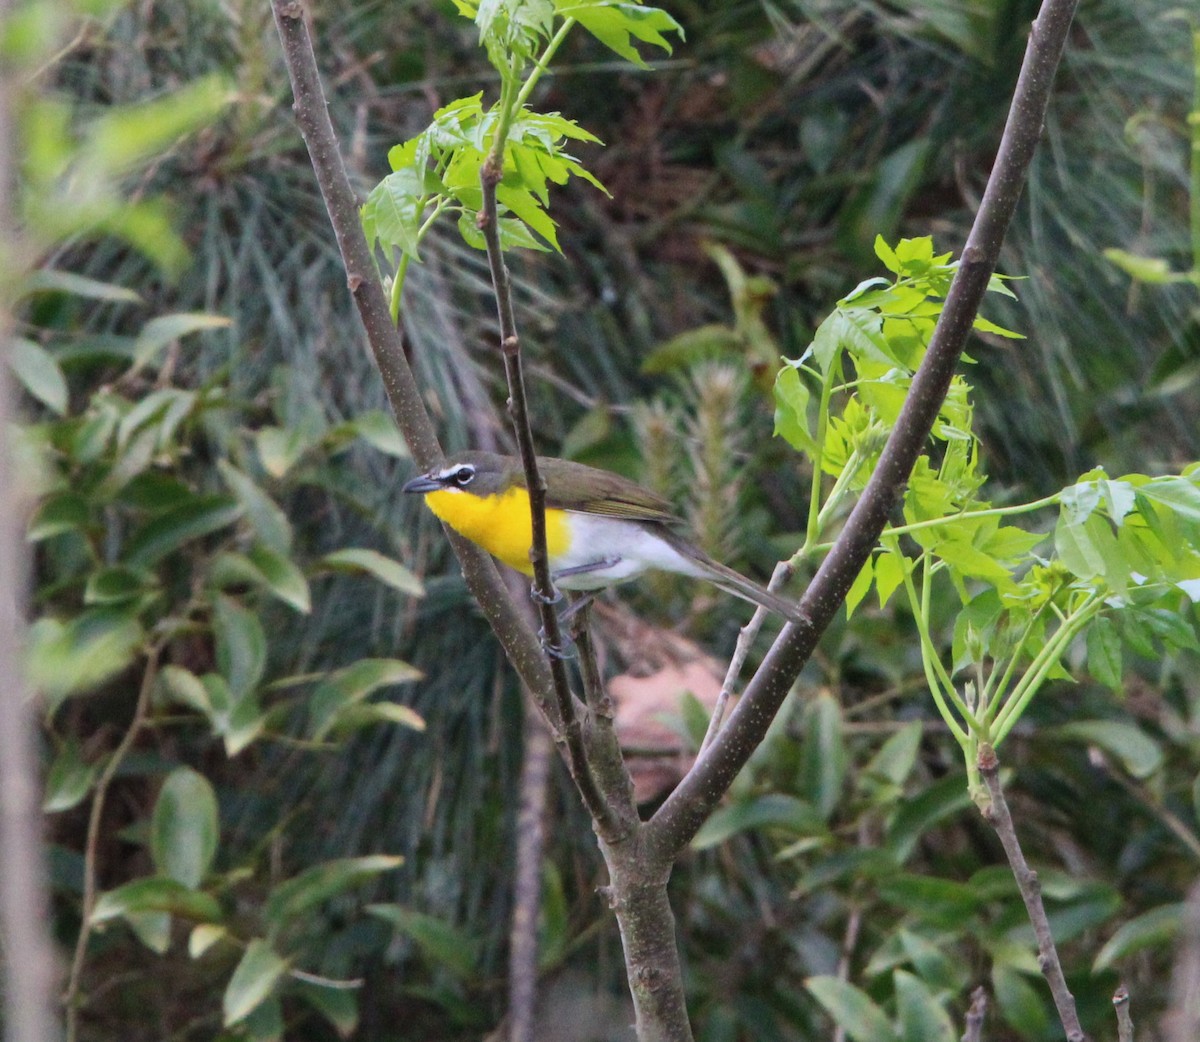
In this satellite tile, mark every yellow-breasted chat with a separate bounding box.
[402,451,803,622]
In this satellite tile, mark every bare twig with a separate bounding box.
[477,154,619,841]
[700,561,793,753]
[961,986,987,1042]
[64,645,162,1042]
[645,0,1082,863]
[269,0,560,724]
[1112,985,1133,1042]
[508,702,553,1042]
[978,745,1087,1042]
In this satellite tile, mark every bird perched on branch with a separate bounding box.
[402,451,803,622]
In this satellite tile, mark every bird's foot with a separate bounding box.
[537,625,576,661]
[529,581,562,606]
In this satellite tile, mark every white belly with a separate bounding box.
[552,514,705,590]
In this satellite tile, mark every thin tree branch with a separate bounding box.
[0,8,59,1037]
[477,157,620,840]
[700,560,793,754]
[1112,985,1133,1042]
[961,986,987,1042]
[269,0,560,724]
[644,0,1081,862]
[508,702,553,1042]
[978,745,1087,1042]
[65,644,162,1042]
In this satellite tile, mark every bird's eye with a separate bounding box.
[452,466,475,486]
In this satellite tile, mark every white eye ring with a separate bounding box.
[451,466,475,486]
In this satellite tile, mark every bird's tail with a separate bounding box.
[662,532,806,624]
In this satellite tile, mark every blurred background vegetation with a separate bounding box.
[10,0,1200,1038]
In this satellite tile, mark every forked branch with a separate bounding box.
[645,0,1082,862]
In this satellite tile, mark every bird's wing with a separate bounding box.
[537,457,681,523]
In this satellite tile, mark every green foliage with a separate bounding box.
[772,235,1200,802]
[16,272,422,1040]
[363,0,681,314]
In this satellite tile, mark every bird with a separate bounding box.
[401,450,803,623]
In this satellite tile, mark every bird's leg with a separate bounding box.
[558,591,598,626]
[551,556,621,580]
[528,583,577,659]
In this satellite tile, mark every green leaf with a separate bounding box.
[23,269,143,303]
[367,905,479,980]
[308,658,423,741]
[84,566,156,606]
[223,939,288,1027]
[217,461,293,553]
[256,426,313,478]
[27,611,144,710]
[91,876,222,926]
[878,874,980,927]
[211,546,311,614]
[159,665,212,715]
[773,365,817,456]
[189,923,228,958]
[894,970,956,1042]
[873,235,901,274]
[328,701,426,735]
[293,979,359,1039]
[1103,248,1189,284]
[361,168,428,258]
[885,773,972,863]
[43,740,97,813]
[132,312,231,370]
[320,548,424,597]
[1093,903,1184,971]
[972,314,1024,339]
[28,492,90,541]
[84,75,230,175]
[859,721,922,792]
[806,976,899,1042]
[151,767,219,889]
[1046,720,1163,779]
[1085,617,1122,691]
[123,495,242,567]
[691,793,825,850]
[874,550,906,609]
[560,1,683,67]
[349,410,409,457]
[798,692,846,819]
[9,337,68,414]
[242,994,284,1042]
[845,555,874,618]
[212,595,267,700]
[992,963,1050,1040]
[126,911,172,954]
[264,855,404,926]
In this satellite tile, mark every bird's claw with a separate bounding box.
[530,582,563,606]
[537,626,576,660]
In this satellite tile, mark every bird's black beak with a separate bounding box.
[401,473,442,494]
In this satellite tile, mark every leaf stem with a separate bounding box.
[65,643,162,1042]
[883,491,1061,540]
[896,549,970,744]
[515,17,577,112]
[992,593,1103,744]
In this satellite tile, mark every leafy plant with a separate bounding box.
[14,274,424,1040]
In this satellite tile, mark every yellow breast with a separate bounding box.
[423,487,571,575]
